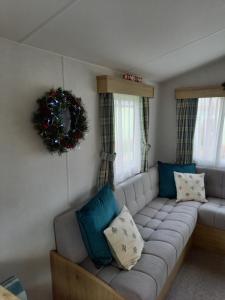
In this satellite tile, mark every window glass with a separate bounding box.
[114,93,142,183]
[193,97,225,168]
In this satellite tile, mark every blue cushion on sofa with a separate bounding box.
[1,276,27,300]
[76,184,119,266]
[158,161,196,198]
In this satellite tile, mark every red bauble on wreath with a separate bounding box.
[32,88,88,154]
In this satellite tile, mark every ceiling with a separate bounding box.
[1,0,225,82]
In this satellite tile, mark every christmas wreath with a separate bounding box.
[32,87,88,154]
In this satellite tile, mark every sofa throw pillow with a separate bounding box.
[1,276,27,300]
[76,184,119,266]
[158,161,196,198]
[174,172,207,203]
[104,206,144,270]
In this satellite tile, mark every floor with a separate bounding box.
[166,248,225,300]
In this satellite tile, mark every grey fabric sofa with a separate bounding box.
[53,166,225,300]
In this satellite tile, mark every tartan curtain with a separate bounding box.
[97,93,116,189]
[176,98,198,164]
[141,97,151,172]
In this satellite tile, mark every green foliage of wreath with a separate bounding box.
[32,87,88,154]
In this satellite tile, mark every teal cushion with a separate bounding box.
[158,161,196,198]
[1,276,27,300]
[76,184,119,266]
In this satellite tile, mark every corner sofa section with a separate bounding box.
[52,166,225,300]
[197,167,225,230]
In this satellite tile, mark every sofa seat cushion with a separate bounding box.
[80,197,200,300]
[134,198,199,256]
[80,254,165,300]
[198,197,225,230]
[143,240,176,274]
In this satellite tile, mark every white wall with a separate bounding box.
[148,83,159,166]
[0,37,158,300]
[156,57,225,162]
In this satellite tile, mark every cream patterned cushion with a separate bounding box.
[174,172,207,203]
[104,206,144,270]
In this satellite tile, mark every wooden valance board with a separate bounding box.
[175,86,225,99]
[96,75,154,97]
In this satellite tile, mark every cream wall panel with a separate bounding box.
[0,38,68,300]
[0,37,158,300]
[62,57,114,205]
[149,84,159,167]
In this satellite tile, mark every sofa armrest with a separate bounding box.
[50,251,124,300]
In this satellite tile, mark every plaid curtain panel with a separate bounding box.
[141,97,151,172]
[97,93,116,189]
[1,276,27,300]
[176,98,198,164]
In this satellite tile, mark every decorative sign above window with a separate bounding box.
[122,73,143,83]
[96,75,154,97]
[32,88,88,155]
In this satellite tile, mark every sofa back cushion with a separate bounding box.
[54,208,88,263]
[54,166,159,263]
[114,167,158,216]
[197,167,225,198]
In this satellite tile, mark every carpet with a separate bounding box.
[166,248,225,300]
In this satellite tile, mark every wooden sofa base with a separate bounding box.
[50,251,124,300]
[50,239,192,300]
[193,224,225,255]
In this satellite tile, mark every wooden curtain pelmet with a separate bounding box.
[97,75,154,97]
[175,86,225,99]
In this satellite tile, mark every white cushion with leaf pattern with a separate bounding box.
[174,172,207,203]
[104,206,144,270]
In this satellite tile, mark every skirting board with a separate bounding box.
[193,223,225,255]
[50,238,191,300]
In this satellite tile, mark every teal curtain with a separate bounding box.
[97,93,116,189]
[176,98,198,164]
[141,97,151,172]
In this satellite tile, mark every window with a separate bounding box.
[193,97,225,168]
[114,93,142,184]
